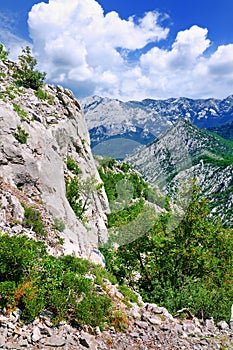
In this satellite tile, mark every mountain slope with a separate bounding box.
[208,120,233,141]
[0,57,110,261]
[126,119,233,226]
[81,95,233,159]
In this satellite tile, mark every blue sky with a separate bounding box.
[0,0,233,101]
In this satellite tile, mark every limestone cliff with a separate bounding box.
[0,58,109,261]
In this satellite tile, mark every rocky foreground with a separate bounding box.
[1,279,233,350]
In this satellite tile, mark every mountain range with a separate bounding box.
[81,95,233,159]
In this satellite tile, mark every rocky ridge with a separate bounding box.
[126,119,233,226]
[0,58,109,261]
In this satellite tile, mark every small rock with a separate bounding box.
[217,320,229,330]
[0,337,5,348]
[205,318,216,331]
[31,326,42,342]
[79,337,90,348]
[11,309,22,322]
[66,334,77,346]
[7,322,15,330]
[130,332,139,338]
[18,339,29,348]
[148,317,162,326]
[95,285,103,292]
[135,321,149,329]
[95,326,101,336]
[44,336,66,347]
[38,324,52,336]
[5,342,21,349]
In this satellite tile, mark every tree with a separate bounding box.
[13,46,46,90]
[102,187,233,321]
[0,43,9,61]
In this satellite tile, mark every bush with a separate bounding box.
[66,156,81,175]
[0,234,115,327]
[65,176,84,219]
[13,46,46,90]
[52,218,65,232]
[14,126,29,144]
[13,103,28,121]
[22,204,47,237]
[34,89,47,100]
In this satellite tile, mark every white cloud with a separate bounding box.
[28,0,233,101]
[0,13,30,60]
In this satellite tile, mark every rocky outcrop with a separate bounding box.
[0,58,110,260]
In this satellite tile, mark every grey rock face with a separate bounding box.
[0,59,109,260]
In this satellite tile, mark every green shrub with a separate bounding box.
[14,126,29,144]
[34,89,47,100]
[65,176,84,219]
[118,285,140,305]
[6,87,16,99]
[108,310,128,332]
[0,234,47,284]
[0,234,114,327]
[52,218,65,232]
[47,95,55,105]
[13,103,28,121]
[0,92,5,100]
[66,156,81,175]
[13,46,46,90]
[22,204,47,237]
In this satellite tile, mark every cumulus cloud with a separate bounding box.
[28,0,233,100]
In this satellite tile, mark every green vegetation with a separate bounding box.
[13,46,46,90]
[98,160,148,203]
[13,126,29,144]
[108,198,145,228]
[5,86,24,100]
[0,43,9,61]
[66,156,81,175]
[98,158,168,234]
[65,176,84,219]
[117,285,140,306]
[209,122,233,142]
[52,217,65,232]
[0,92,6,102]
[34,89,55,104]
[0,234,120,327]
[101,186,233,322]
[13,103,29,121]
[22,204,47,237]
[34,88,47,100]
